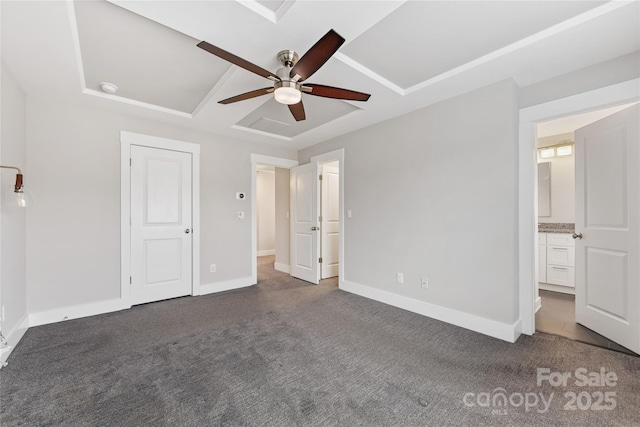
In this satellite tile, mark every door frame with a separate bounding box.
[310,149,345,286]
[250,154,298,284]
[518,79,639,336]
[120,131,200,307]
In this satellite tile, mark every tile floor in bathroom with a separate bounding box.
[535,289,637,357]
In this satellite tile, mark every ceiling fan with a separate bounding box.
[197,29,371,122]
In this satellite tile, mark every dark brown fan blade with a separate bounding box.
[290,30,345,82]
[303,84,370,101]
[288,101,306,121]
[219,87,273,104]
[197,41,279,81]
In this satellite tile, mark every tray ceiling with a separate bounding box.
[74,0,229,113]
[341,1,607,89]
[1,0,638,149]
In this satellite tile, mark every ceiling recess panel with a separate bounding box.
[74,0,229,113]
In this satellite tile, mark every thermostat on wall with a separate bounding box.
[236,192,246,200]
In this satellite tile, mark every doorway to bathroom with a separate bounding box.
[534,103,638,356]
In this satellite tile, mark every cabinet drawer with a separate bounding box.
[538,233,547,245]
[546,265,575,287]
[547,233,574,246]
[547,246,575,266]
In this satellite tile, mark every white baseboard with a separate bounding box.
[257,249,275,257]
[29,298,129,328]
[0,314,29,368]
[198,276,254,296]
[1,277,254,367]
[340,280,521,343]
[511,318,523,342]
[539,282,575,295]
[274,262,290,273]
[535,296,542,313]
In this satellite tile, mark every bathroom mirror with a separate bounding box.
[538,162,551,217]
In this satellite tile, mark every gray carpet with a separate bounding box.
[1,257,639,426]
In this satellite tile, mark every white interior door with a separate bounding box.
[321,164,340,279]
[131,145,193,305]
[574,104,639,354]
[290,162,319,284]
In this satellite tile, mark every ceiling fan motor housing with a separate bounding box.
[276,66,293,81]
[277,50,299,67]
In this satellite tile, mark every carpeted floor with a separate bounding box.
[1,257,639,426]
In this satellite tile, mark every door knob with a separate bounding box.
[572,232,582,239]
[311,226,319,231]
[185,229,191,234]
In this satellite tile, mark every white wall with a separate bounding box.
[25,97,296,314]
[299,79,520,327]
[274,167,290,269]
[537,133,575,224]
[0,61,28,351]
[256,169,275,256]
[519,52,639,108]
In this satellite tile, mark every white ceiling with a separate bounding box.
[1,1,638,150]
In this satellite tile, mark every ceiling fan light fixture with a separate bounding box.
[274,81,301,105]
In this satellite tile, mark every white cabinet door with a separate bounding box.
[538,233,547,245]
[131,145,192,305]
[575,104,639,354]
[538,232,547,283]
[290,163,319,284]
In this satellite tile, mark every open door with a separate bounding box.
[290,162,320,284]
[574,104,639,354]
[321,163,340,279]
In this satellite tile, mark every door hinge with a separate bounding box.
[319,257,323,263]
[129,276,132,284]
[129,158,132,166]
[319,216,322,222]
[318,174,323,181]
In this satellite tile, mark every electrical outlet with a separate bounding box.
[210,264,216,273]
[421,277,429,289]
[396,272,404,284]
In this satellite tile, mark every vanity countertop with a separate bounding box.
[539,223,575,234]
